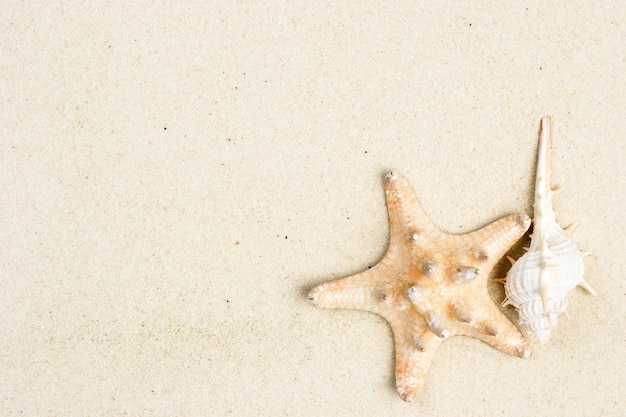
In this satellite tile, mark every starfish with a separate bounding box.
[308,172,532,402]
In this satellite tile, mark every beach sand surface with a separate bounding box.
[1,2,624,416]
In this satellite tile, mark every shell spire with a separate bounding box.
[533,117,557,234]
[503,117,596,343]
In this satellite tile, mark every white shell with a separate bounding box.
[504,117,596,342]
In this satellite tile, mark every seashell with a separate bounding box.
[503,117,596,342]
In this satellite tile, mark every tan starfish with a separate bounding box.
[308,172,532,402]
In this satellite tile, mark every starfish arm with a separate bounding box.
[386,310,443,402]
[460,213,531,266]
[384,172,441,240]
[308,267,390,311]
[462,301,531,358]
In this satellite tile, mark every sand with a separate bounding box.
[1,3,624,416]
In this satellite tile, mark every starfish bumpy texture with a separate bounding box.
[308,172,532,401]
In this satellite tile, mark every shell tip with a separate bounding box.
[579,279,597,296]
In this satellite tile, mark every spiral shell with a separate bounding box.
[503,117,596,342]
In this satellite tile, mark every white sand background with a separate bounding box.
[1,2,624,416]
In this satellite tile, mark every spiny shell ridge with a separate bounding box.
[517,295,568,326]
[504,231,584,342]
[506,231,584,304]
